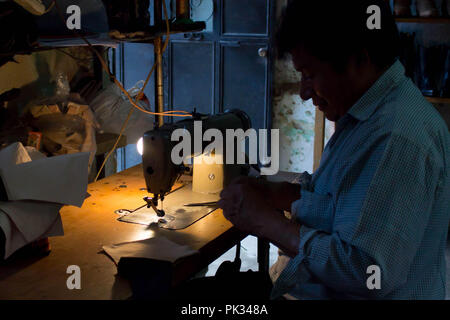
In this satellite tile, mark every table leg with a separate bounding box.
[258,238,270,274]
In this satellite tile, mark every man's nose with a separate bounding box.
[299,79,313,101]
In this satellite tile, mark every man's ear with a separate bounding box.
[344,51,370,80]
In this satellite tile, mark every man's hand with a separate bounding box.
[228,176,301,212]
[218,180,275,238]
[218,178,302,258]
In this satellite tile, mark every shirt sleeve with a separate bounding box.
[274,134,442,299]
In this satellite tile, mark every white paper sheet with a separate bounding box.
[0,201,63,243]
[0,143,89,207]
[0,206,64,259]
[0,141,31,165]
[0,210,26,259]
[102,237,199,265]
[24,146,47,161]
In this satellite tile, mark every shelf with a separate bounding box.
[395,17,450,24]
[0,35,117,58]
[1,22,206,57]
[111,21,206,43]
[425,96,450,104]
[39,34,118,48]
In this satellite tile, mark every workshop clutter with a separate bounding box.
[102,0,153,40]
[104,0,206,41]
[395,0,413,16]
[393,0,450,17]
[102,0,150,33]
[27,73,99,172]
[90,80,155,144]
[399,33,450,98]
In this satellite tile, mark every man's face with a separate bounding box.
[290,46,358,122]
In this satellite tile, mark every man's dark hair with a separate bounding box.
[275,0,400,72]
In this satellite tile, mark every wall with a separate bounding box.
[272,1,334,174]
[397,22,450,128]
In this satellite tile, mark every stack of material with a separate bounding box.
[26,71,100,172]
[0,142,89,259]
[29,99,99,171]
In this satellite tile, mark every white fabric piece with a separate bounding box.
[0,143,89,207]
[0,141,31,165]
[24,147,47,161]
[0,201,62,243]
[0,210,27,259]
[0,207,63,259]
[103,237,199,265]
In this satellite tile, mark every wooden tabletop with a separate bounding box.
[0,165,243,300]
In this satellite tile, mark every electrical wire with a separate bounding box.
[94,0,187,181]
[43,0,56,14]
[53,0,189,117]
[52,0,191,181]
[94,0,180,182]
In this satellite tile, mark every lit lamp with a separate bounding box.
[137,137,144,156]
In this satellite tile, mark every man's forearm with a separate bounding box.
[275,182,301,212]
[262,213,301,258]
[256,180,301,212]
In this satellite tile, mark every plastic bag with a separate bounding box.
[90,81,155,144]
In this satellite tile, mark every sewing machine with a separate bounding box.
[141,109,252,220]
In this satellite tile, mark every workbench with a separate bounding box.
[0,165,246,300]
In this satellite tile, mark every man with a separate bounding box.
[219,0,450,299]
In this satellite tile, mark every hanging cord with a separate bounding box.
[52,0,190,117]
[44,0,56,14]
[93,0,182,181]
[52,1,191,181]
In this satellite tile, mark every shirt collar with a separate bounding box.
[347,60,405,122]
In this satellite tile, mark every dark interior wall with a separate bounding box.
[397,22,450,128]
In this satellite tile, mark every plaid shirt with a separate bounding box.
[272,61,450,300]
